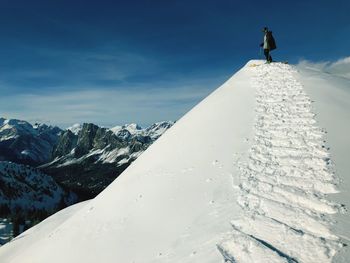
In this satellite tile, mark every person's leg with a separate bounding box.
[264,49,269,62]
[268,52,273,62]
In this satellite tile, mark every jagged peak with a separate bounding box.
[67,123,82,135]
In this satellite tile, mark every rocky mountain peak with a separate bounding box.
[0,118,62,165]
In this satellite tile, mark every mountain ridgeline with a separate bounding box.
[0,118,173,244]
[0,118,61,165]
[42,122,174,199]
[0,118,174,201]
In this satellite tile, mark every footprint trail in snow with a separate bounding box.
[218,62,345,263]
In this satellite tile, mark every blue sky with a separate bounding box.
[1,0,349,127]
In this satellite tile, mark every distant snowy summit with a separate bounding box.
[110,121,173,141]
[67,123,81,135]
[67,121,174,141]
[0,117,173,167]
[0,117,174,199]
[53,120,174,166]
[0,118,61,165]
[42,121,174,197]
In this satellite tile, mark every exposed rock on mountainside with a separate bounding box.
[0,117,173,199]
[41,121,174,198]
[0,118,61,165]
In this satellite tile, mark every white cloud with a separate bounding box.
[298,56,350,79]
[0,81,217,128]
[0,44,229,128]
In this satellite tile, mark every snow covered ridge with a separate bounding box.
[0,60,349,263]
[0,118,61,165]
[0,117,173,197]
[66,123,81,135]
[69,122,174,141]
[218,62,346,263]
[0,118,34,141]
[0,117,173,168]
[55,121,174,166]
[41,121,174,197]
[103,121,173,141]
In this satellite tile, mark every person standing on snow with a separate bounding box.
[260,27,276,63]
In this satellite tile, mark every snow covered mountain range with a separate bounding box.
[0,118,61,165]
[0,118,173,198]
[0,118,173,244]
[41,121,174,198]
[0,60,349,263]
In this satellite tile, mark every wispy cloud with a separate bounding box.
[0,78,220,128]
[0,40,232,128]
[297,56,350,79]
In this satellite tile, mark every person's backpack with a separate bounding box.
[267,31,277,50]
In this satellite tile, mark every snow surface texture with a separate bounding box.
[0,60,349,263]
[295,65,350,263]
[218,62,345,263]
[0,202,89,259]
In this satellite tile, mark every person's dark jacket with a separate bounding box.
[260,31,277,50]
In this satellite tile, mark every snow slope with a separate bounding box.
[0,60,349,263]
[296,65,350,263]
[218,62,346,263]
[0,201,89,259]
